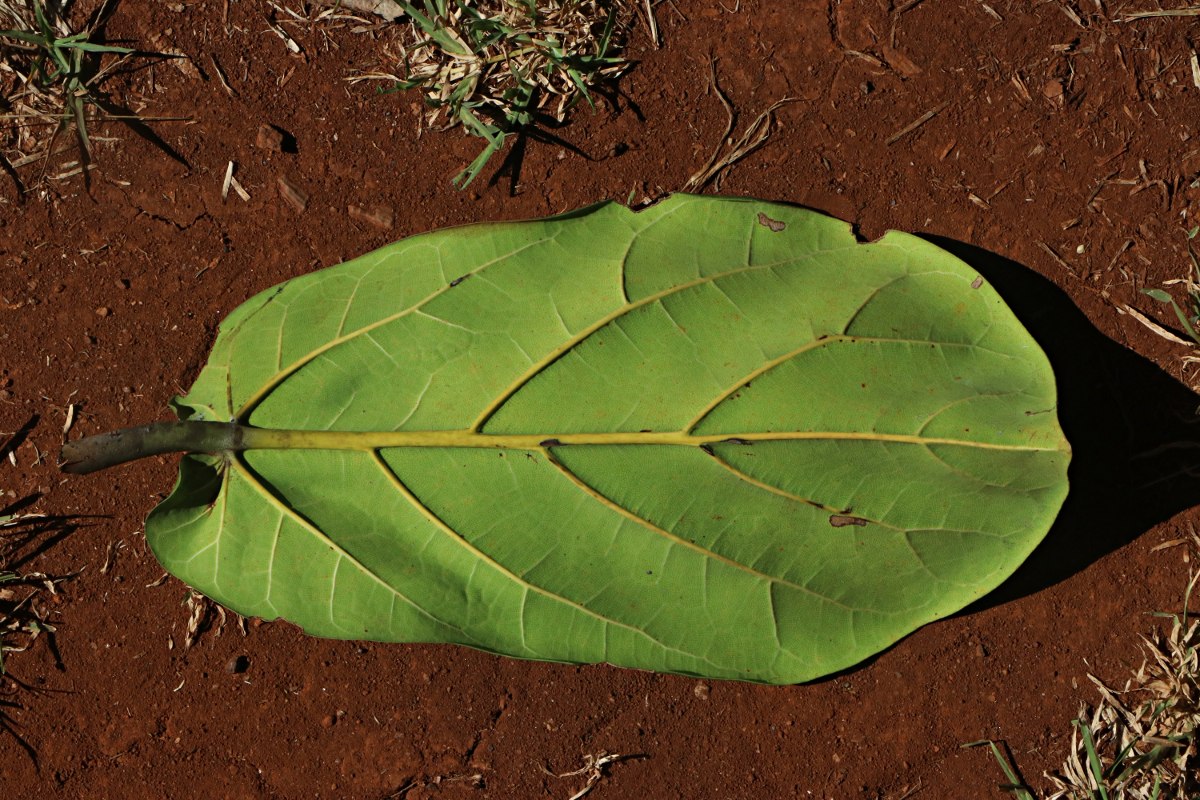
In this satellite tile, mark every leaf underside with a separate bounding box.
[149,195,1070,684]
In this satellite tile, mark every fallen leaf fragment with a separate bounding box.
[881,44,922,77]
[1042,79,1065,108]
[348,204,395,230]
[276,176,308,213]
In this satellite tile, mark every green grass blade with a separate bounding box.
[31,0,53,39]
[1075,720,1110,800]
[0,29,47,44]
[452,128,506,187]
[67,41,134,55]
[1141,288,1200,345]
[962,740,1036,799]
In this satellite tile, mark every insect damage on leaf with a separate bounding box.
[64,194,1071,684]
[756,211,786,232]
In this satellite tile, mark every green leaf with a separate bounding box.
[144,195,1070,683]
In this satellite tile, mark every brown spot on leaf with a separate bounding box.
[971,275,984,289]
[829,514,868,528]
[756,212,786,232]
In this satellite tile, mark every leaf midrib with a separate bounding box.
[234,427,1061,453]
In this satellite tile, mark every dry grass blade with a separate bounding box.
[1121,304,1195,346]
[1038,544,1200,799]
[639,0,657,47]
[683,59,797,192]
[312,0,406,20]
[1120,7,1200,20]
[349,1,634,187]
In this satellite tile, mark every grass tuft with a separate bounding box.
[977,541,1200,799]
[1142,227,1200,342]
[350,0,633,187]
[1136,227,1200,390]
[0,516,61,674]
[0,0,132,175]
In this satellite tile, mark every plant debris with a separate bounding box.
[349,0,634,187]
[0,0,134,177]
[1042,568,1199,799]
[683,59,796,192]
[978,538,1200,799]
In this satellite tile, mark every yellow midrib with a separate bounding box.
[235,426,1061,453]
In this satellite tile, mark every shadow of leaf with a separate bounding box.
[925,237,1200,609]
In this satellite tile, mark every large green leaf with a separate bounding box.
[145,195,1070,683]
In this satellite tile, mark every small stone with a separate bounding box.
[256,124,286,152]
[95,306,110,317]
[693,681,710,700]
[320,714,336,728]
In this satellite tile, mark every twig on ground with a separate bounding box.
[885,100,950,145]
